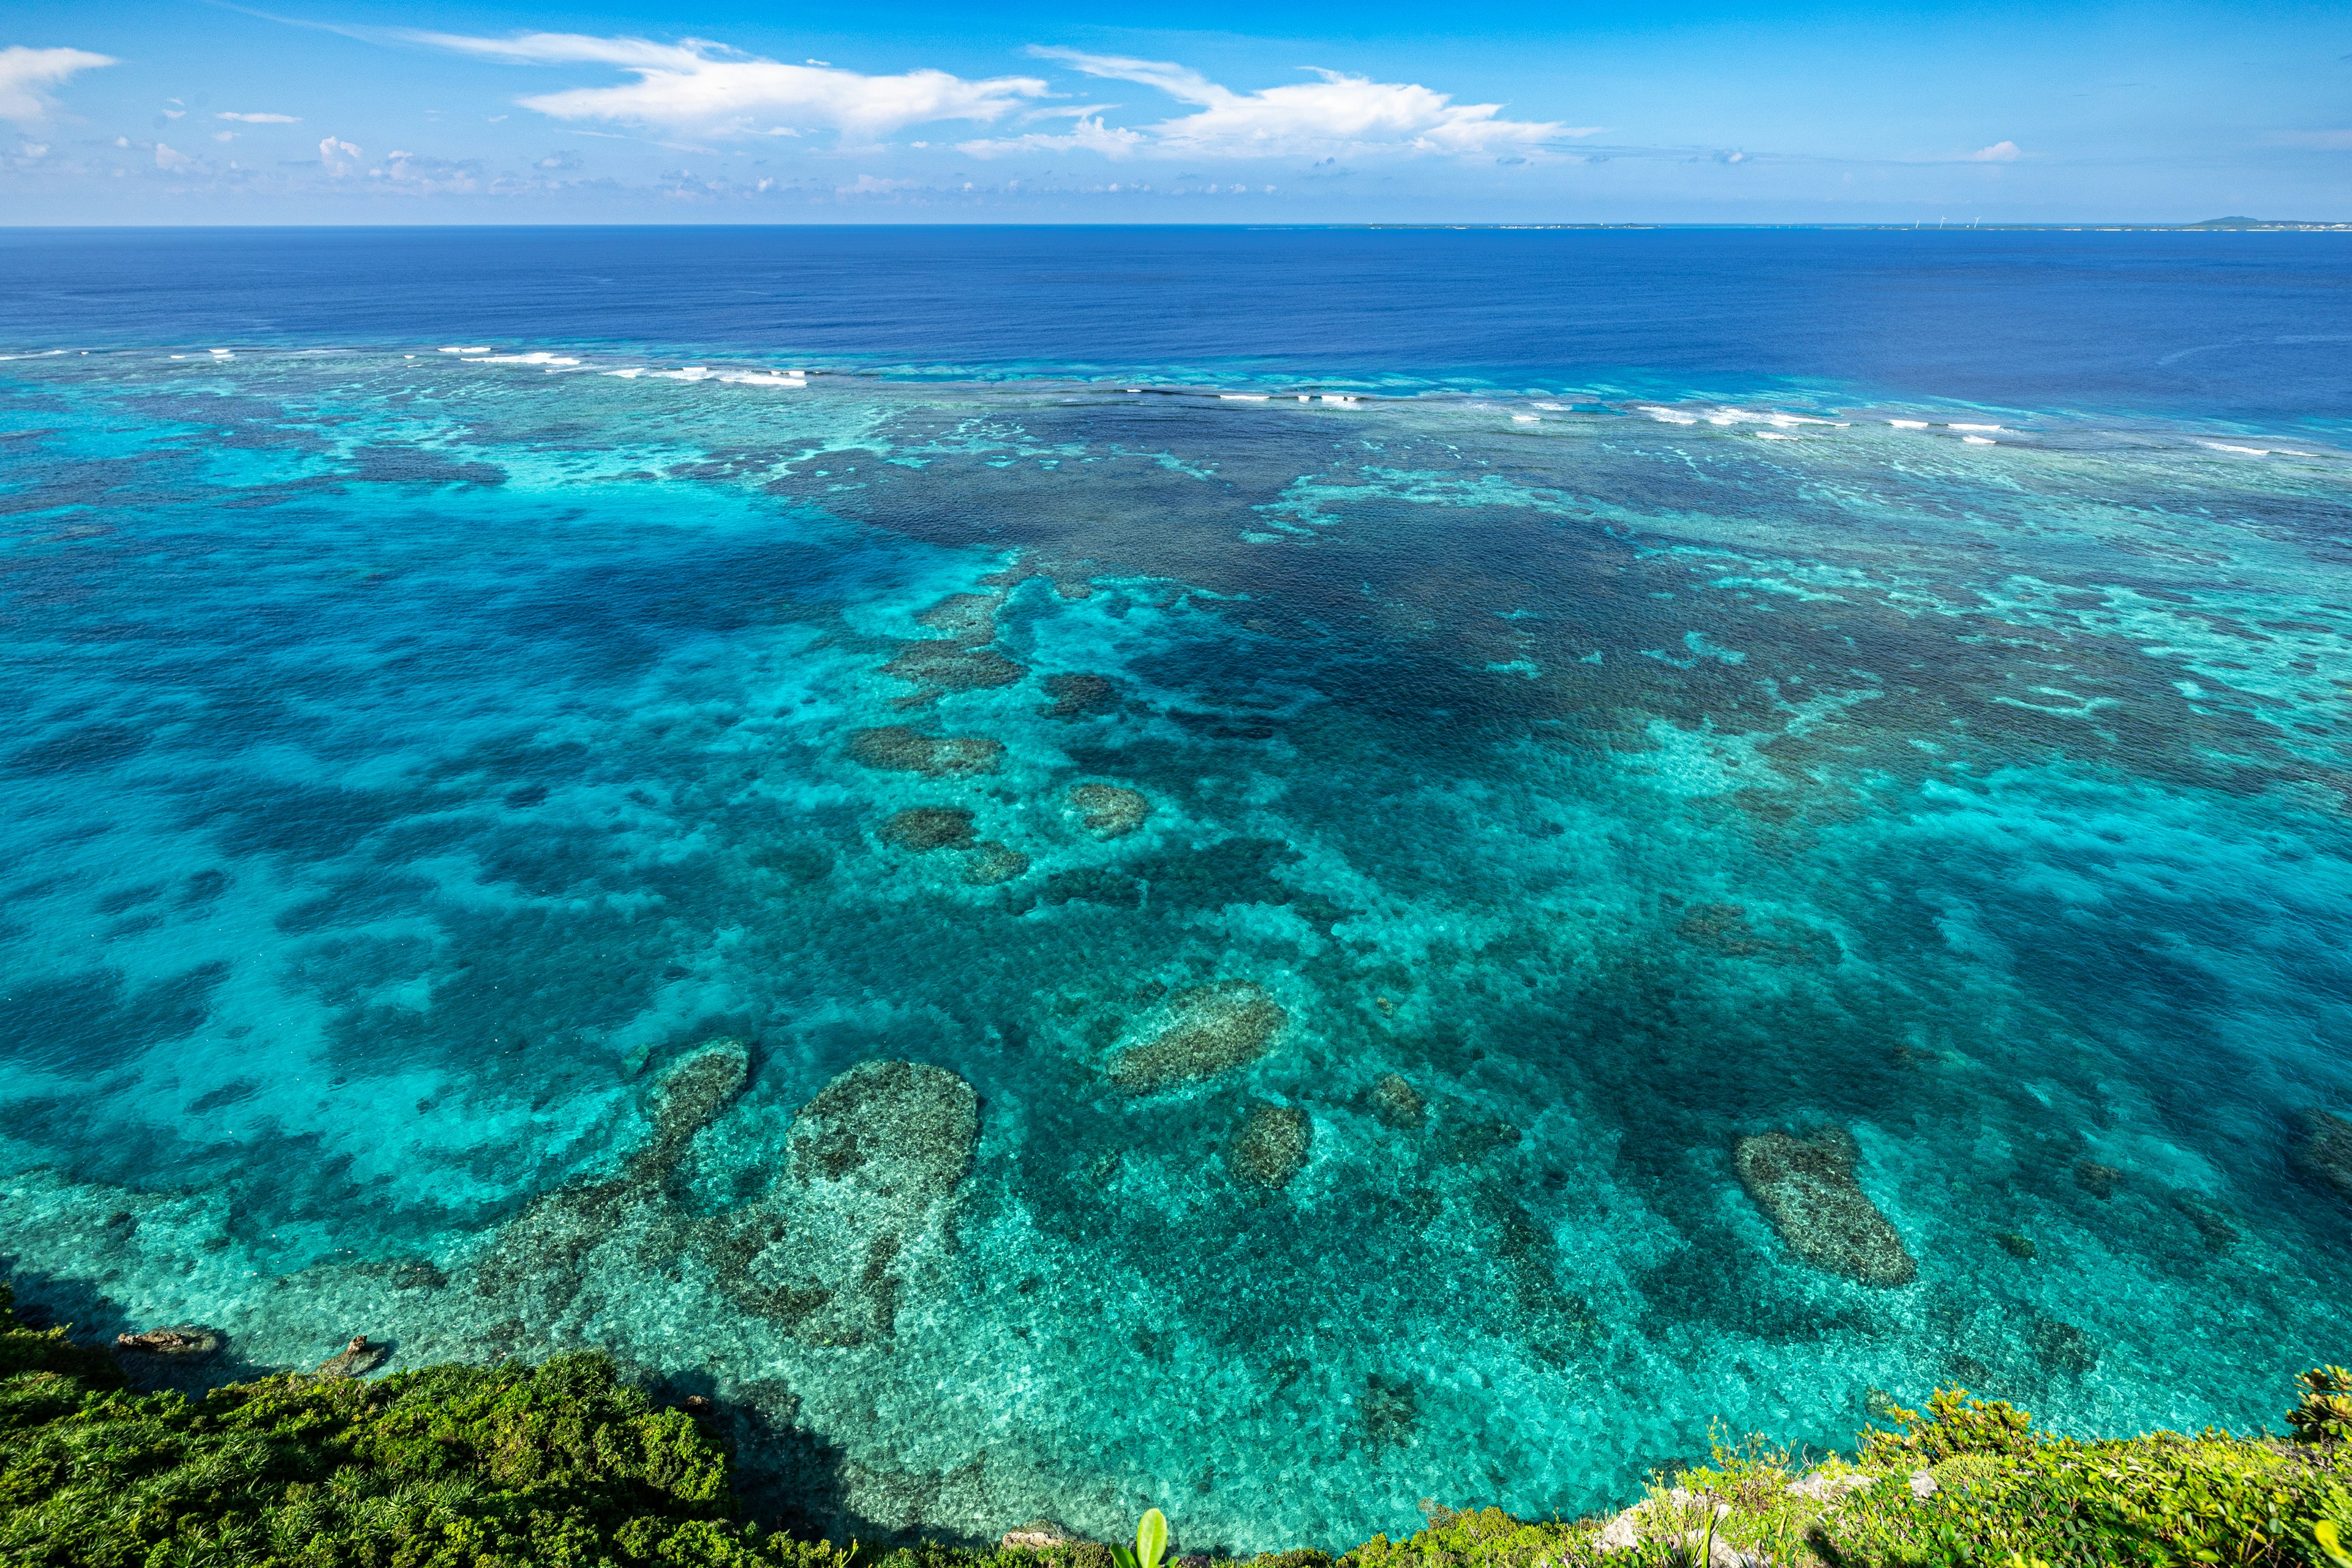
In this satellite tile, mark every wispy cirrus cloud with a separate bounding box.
[218,110,300,123]
[0,44,116,124]
[404,30,1050,140]
[958,48,1588,160]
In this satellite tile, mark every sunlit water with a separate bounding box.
[2,228,2350,1551]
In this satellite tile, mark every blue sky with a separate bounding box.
[3,0,2347,222]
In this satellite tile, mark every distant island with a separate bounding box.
[2187,216,2352,230]
[1348,218,2351,232]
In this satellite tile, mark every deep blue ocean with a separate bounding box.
[3,226,2350,1550]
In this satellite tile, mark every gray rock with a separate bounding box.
[312,1334,390,1379]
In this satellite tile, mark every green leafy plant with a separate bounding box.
[1660,1508,1715,1568]
[1860,1385,2037,1464]
[1114,1508,1172,1568]
[2290,1366,2352,1447]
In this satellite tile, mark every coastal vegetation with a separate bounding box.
[5,1282,2345,1567]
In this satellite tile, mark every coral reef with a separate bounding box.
[1229,1102,1312,1188]
[1733,1129,1917,1286]
[710,1060,979,1348]
[850,728,1006,778]
[884,807,979,851]
[1355,1374,1420,1459]
[914,593,1003,643]
[963,842,1031,886]
[2293,1110,2352,1200]
[1368,1074,1426,1130]
[1106,981,1289,1091]
[1676,903,1841,966]
[1041,673,1119,717]
[1068,783,1150,839]
[883,643,1027,692]
[2073,1159,2120,1199]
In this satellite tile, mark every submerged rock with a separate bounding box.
[2293,1110,2352,1201]
[962,841,1030,886]
[850,726,1005,778]
[1001,1523,1077,1550]
[115,1326,221,1359]
[883,806,977,851]
[1734,1129,1917,1286]
[1231,1102,1312,1188]
[1068,782,1148,839]
[883,642,1025,692]
[1369,1072,1426,1130]
[312,1334,390,1379]
[1107,981,1288,1090]
[1041,673,1118,717]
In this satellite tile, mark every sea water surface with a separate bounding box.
[3,227,2351,1549]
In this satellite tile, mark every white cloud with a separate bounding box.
[998,48,1577,159]
[1966,140,2022,162]
[958,115,1147,160]
[218,111,300,123]
[0,44,115,124]
[405,31,1049,139]
[154,141,196,170]
[320,135,361,175]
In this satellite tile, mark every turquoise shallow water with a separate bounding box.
[4,325,2352,1549]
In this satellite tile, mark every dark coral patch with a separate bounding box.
[883,807,977,851]
[1368,1073,1427,1130]
[1108,981,1287,1090]
[848,727,1005,777]
[1677,902,1841,965]
[914,592,1003,643]
[962,842,1030,886]
[1068,783,1148,839]
[2293,1110,2352,1202]
[1230,1101,1311,1188]
[1735,1128,1916,1286]
[882,643,1025,691]
[1042,673,1119,717]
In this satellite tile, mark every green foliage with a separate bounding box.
[1349,1506,1600,1568]
[0,1287,851,1568]
[1861,1387,2039,1465]
[0,1286,124,1392]
[1114,1509,1171,1568]
[2290,1369,2352,1449]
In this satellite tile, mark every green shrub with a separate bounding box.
[2291,1369,2352,1449]
[0,1287,850,1567]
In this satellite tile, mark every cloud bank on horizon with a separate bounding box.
[1,1,2344,222]
[394,28,1577,160]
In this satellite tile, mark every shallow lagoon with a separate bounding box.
[3,231,2352,1550]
